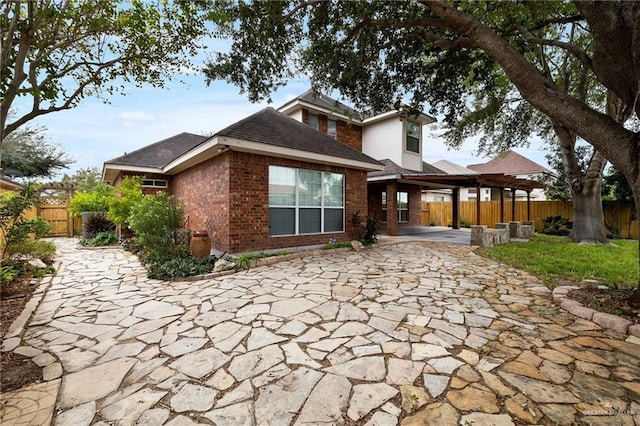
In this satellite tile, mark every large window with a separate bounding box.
[381,191,409,223]
[405,121,420,153]
[269,166,344,236]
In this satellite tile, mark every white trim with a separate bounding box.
[278,100,359,123]
[166,136,384,172]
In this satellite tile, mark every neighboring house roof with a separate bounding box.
[432,160,479,175]
[103,108,383,182]
[422,162,447,175]
[105,132,209,169]
[0,176,21,191]
[467,150,551,176]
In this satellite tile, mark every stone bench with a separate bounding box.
[471,225,509,247]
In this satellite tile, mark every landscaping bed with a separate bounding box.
[569,287,640,325]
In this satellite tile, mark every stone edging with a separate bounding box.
[552,285,640,337]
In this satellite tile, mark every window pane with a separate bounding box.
[381,191,387,208]
[308,113,319,130]
[327,119,337,138]
[269,166,296,205]
[406,121,420,153]
[269,208,295,235]
[299,208,321,234]
[323,172,344,207]
[399,209,409,223]
[324,209,344,232]
[397,192,408,209]
[298,170,322,206]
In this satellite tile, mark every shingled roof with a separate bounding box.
[105,132,208,168]
[281,89,361,119]
[467,150,551,176]
[216,107,381,167]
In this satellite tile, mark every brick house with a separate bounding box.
[103,108,383,254]
[278,90,437,236]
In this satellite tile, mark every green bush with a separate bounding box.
[107,176,143,228]
[542,215,572,236]
[81,231,118,247]
[68,184,113,218]
[127,191,184,262]
[147,256,215,280]
[5,239,56,264]
[1,184,54,262]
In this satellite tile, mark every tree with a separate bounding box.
[58,167,103,192]
[204,0,640,304]
[1,122,73,178]
[0,0,213,144]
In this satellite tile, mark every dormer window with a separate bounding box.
[405,121,420,153]
[327,119,337,139]
[308,113,319,130]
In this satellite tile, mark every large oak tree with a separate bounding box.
[204,0,640,304]
[0,0,213,145]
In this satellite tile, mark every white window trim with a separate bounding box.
[269,166,345,236]
[141,179,168,188]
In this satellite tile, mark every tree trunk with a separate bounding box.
[569,181,609,244]
[627,183,640,308]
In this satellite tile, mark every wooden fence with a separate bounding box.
[421,200,638,239]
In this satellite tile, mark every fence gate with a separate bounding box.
[38,186,74,237]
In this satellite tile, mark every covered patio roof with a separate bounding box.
[400,172,546,192]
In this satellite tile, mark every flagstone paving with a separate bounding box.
[1,237,639,425]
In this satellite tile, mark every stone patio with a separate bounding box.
[1,237,639,425]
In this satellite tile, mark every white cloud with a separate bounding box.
[118,111,156,123]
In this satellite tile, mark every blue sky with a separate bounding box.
[19,62,551,180]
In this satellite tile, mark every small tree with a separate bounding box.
[0,183,54,262]
[107,176,143,229]
[127,192,184,262]
[68,183,113,218]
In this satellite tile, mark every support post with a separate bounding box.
[386,181,398,236]
[511,188,516,221]
[476,185,482,225]
[500,189,505,223]
[452,187,460,229]
[526,191,531,221]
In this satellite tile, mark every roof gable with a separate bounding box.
[105,132,209,168]
[467,150,551,176]
[216,108,381,166]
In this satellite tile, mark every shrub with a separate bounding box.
[542,215,572,236]
[107,176,143,228]
[147,256,215,280]
[80,231,118,247]
[1,184,54,262]
[127,191,184,262]
[82,212,115,239]
[68,183,113,218]
[362,215,380,244]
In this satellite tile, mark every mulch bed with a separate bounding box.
[1,276,43,393]
[569,287,640,325]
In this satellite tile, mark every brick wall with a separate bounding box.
[170,151,368,254]
[172,154,230,250]
[302,108,363,152]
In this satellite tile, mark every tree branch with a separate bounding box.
[517,25,592,69]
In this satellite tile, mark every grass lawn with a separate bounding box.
[476,234,638,289]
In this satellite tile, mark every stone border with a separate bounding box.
[552,285,640,337]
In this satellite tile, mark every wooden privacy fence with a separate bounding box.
[421,200,638,239]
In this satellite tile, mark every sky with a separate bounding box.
[14,51,552,181]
